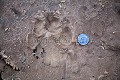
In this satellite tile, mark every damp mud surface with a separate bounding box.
[0,0,120,80]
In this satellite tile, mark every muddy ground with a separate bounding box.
[0,0,120,80]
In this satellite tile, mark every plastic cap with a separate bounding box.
[77,34,89,45]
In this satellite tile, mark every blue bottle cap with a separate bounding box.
[77,34,89,45]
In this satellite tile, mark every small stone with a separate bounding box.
[30,0,36,4]
[102,5,105,7]
[60,0,65,3]
[104,70,108,74]
[99,46,105,50]
[5,28,9,31]
[98,74,104,80]
[31,19,36,23]
[22,9,26,15]
[56,10,61,14]
[113,32,115,34]
[42,11,45,13]
[59,4,62,8]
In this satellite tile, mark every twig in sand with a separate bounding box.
[0,50,20,71]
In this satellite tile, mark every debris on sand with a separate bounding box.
[41,48,46,58]
[0,50,20,71]
[32,46,39,59]
[41,48,46,63]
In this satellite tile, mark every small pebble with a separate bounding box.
[98,74,104,79]
[30,0,36,4]
[22,9,26,15]
[102,5,105,7]
[113,32,115,34]
[5,28,9,31]
[60,0,66,3]
[59,4,62,8]
[104,71,108,74]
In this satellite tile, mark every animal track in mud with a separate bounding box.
[60,26,72,46]
[26,33,39,49]
[26,12,75,67]
[44,12,60,31]
[33,12,61,37]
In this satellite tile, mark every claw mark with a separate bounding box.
[0,50,20,71]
